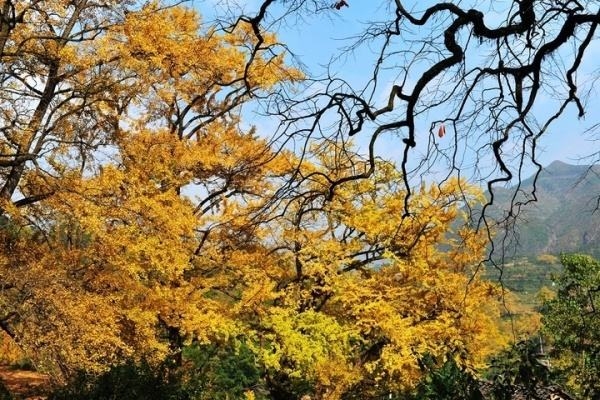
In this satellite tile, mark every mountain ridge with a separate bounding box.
[482,160,600,258]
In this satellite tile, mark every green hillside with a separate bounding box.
[477,161,600,297]
[481,160,600,258]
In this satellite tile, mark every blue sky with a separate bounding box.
[196,0,600,182]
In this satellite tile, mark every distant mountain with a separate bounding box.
[479,161,600,258]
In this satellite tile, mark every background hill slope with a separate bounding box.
[483,160,600,258]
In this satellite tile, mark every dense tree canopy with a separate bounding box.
[542,254,600,399]
[0,1,509,398]
[0,0,302,377]
[5,0,597,399]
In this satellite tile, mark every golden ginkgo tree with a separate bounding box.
[242,147,507,398]
[0,1,506,398]
[0,0,301,376]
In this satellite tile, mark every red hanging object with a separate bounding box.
[334,0,349,10]
[438,123,446,138]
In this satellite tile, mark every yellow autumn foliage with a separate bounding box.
[0,0,300,378]
[245,155,507,397]
[0,2,508,398]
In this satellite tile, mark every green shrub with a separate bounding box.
[485,339,550,400]
[541,254,600,399]
[0,381,13,400]
[183,342,268,400]
[10,358,36,372]
[409,355,483,400]
[49,360,189,400]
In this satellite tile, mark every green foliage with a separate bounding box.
[183,342,268,400]
[46,344,302,400]
[49,360,190,400]
[10,358,36,372]
[408,355,483,400]
[485,339,549,400]
[483,257,562,300]
[0,381,12,400]
[542,254,600,399]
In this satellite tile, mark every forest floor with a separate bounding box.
[0,366,50,399]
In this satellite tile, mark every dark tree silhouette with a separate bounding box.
[220,0,600,258]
